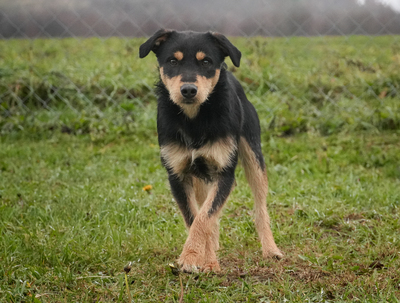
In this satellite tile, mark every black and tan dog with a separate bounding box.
[139,29,282,272]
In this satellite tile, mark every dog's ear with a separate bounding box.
[210,32,241,67]
[139,29,174,58]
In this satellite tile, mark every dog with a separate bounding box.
[139,29,283,272]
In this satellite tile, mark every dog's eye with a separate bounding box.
[169,59,178,66]
[201,59,211,67]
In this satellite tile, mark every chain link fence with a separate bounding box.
[1,0,400,135]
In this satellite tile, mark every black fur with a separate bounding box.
[140,30,264,225]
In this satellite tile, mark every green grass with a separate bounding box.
[1,131,399,302]
[1,36,400,301]
[1,36,400,136]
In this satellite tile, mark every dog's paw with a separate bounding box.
[180,264,200,274]
[202,261,221,273]
[178,250,204,273]
[262,249,284,260]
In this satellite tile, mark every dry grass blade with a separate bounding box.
[179,274,184,303]
[124,262,133,302]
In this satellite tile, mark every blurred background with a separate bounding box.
[1,0,400,37]
[0,0,399,136]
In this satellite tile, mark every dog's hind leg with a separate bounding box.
[239,137,283,259]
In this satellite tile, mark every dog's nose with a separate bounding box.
[180,84,197,99]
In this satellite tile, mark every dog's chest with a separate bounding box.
[160,137,237,180]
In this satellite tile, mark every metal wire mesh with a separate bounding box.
[1,0,400,135]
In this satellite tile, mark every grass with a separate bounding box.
[1,131,399,302]
[1,36,400,136]
[0,35,400,301]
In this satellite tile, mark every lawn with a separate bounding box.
[0,36,400,302]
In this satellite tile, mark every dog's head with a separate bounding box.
[139,29,241,118]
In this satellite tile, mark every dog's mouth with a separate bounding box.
[181,98,197,105]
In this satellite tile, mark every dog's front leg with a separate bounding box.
[178,168,235,273]
[168,174,198,228]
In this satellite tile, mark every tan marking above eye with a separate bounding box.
[174,51,184,61]
[196,51,206,61]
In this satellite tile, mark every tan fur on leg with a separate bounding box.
[239,137,283,259]
[211,219,220,252]
[202,218,221,272]
[192,178,220,250]
[184,178,198,226]
[202,234,220,272]
[178,183,222,272]
[192,177,209,208]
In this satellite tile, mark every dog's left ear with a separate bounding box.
[139,29,174,58]
[210,32,241,67]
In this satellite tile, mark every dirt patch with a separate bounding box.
[216,250,398,291]
[217,253,336,285]
[344,213,365,221]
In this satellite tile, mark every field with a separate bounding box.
[1,36,400,302]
